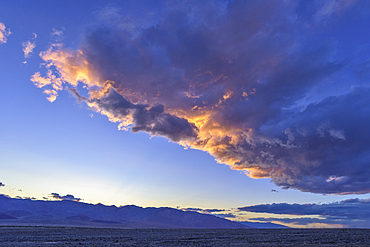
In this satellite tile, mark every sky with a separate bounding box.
[1,0,370,228]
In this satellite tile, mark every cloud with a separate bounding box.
[49,193,82,202]
[0,22,11,44]
[31,69,62,102]
[314,0,358,22]
[239,198,370,217]
[69,87,198,141]
[22,41,36,60]
[0,182,5,187]
[214,213,236,219]
[22,33,37,61]
[182,207,232,219]
[22,196,37,200]
[51,29,64,41]
[32,0,369,194]
[183,207,226,214]
[202,209,226,213]
[239,198,370,227]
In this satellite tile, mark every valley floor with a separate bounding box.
[0,227,369,246]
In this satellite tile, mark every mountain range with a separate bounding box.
[0,195,250,229]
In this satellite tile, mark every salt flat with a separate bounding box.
[0,227,369,246]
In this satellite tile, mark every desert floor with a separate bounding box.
[0,227,369,246]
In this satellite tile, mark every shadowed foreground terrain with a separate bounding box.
[0,227,369,246]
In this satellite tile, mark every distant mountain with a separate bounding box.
[0,213,16,220]
[240,221,290,229]
[0,195,249,229]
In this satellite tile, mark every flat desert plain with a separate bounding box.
[0,227,369,246]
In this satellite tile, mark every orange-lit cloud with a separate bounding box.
[0,22,11,44]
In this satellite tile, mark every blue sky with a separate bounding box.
[1,0,370,228]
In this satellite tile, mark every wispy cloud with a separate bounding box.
[182,207,226,214]
[51,28,64,41]
[0,22,11,44]
[22,33,37,62]
[314,0,358,22]
[31,0,369,194]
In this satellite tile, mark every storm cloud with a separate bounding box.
[32,0,370,194]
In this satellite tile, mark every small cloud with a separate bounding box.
[22,40,36,59]
[328,129,345,140]
[317,121,345,140]
[182,207,202,212]
[22,33,37,61]
[0,22,11,44]
[95,6,121,23]
[182,207,226,215]
[49,192,82,202]
[31,70,63,102]
[43,89,58,103]
[51,28,64,41]
[202,208,226,213]
[0,182,5,187]
[22,197,37,200]
[213,213,236,219]
[326,175,348,183]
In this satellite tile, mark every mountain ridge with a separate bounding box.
[0,195,250,229]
